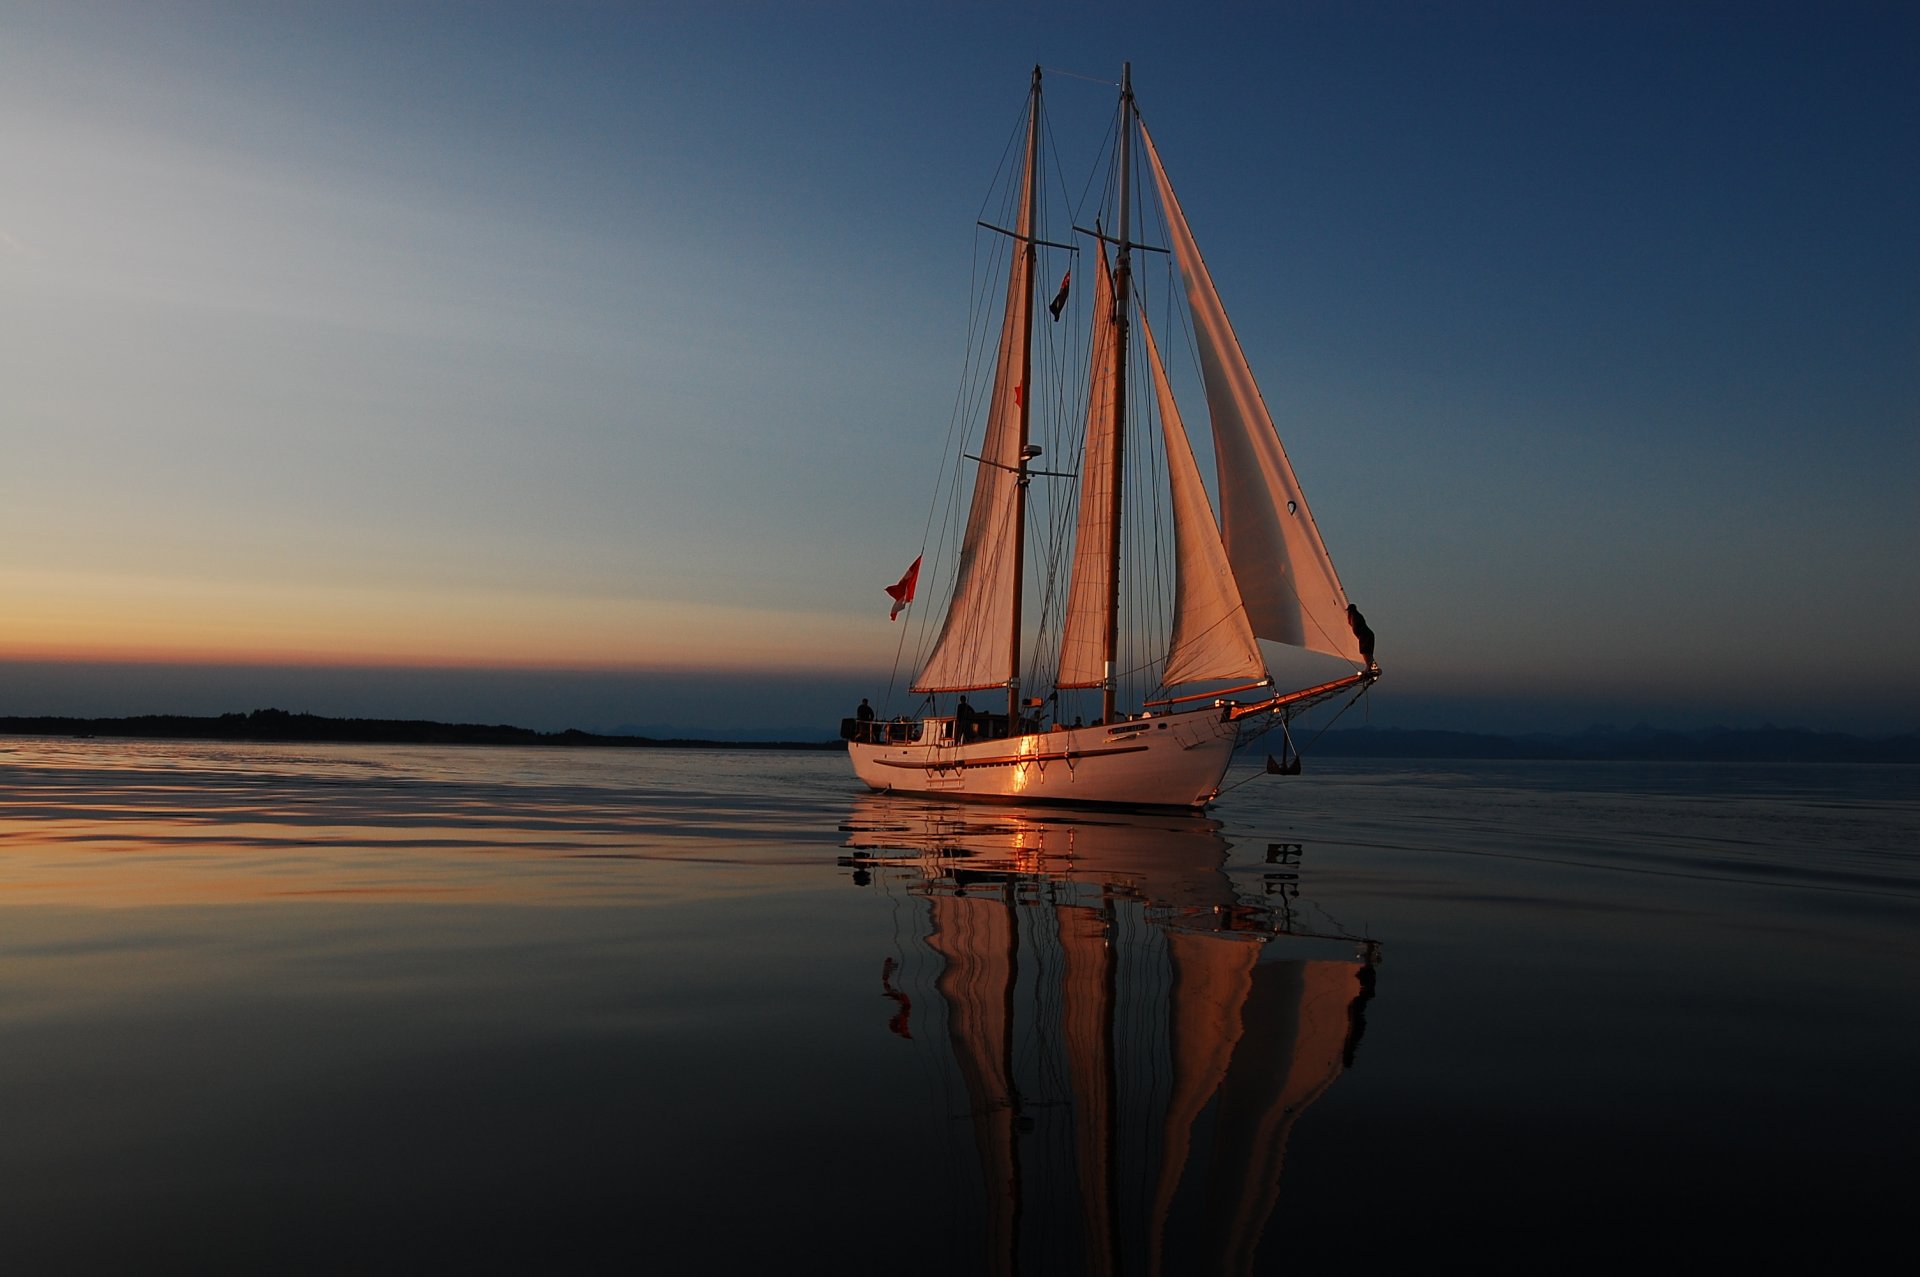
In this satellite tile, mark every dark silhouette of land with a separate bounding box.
[0,708,840,750]
[1,709,1914,762]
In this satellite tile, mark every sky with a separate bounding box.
[3,1,1915,737]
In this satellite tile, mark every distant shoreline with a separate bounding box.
[0,709,841,751]
[3,708,1916,763]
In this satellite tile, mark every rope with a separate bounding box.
[1214,765,1266,799]
[1296,679,1375,750]
[883,607,916,709]
[1215,678,1376,798]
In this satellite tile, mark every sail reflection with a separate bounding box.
[840,795,1381,1276]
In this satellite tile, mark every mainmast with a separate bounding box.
[1101,64,1135,726]
[1006,64,1042,723]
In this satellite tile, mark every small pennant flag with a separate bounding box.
[1048,270,1072,320]
[1013,384,1023,408]
[885,555,921,620]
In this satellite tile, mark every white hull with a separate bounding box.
[848,703,1241,810]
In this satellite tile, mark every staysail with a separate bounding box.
[1139,120,1362,664]
[1143,305,1266,686]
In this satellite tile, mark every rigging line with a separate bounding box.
[1291,680,1375,751]
[1037,93,1085,261]
[882,599,918,710]
[1038,64,1119,88]
[921,230,991,552]
[974,89,1036,228]
[1075,104,1123,234]
[1213,760,1269,799]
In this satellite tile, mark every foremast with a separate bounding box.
[1004,64,1041,723]
[1099,64,1136,727]
[909,66,1045,717]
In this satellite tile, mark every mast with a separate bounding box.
[1007,64,1041,723]
[1102,64,1135,725]
[910,68,1043,701]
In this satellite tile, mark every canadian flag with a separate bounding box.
[885,555,921,620]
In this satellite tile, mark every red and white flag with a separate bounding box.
[885,555,921,620]
[1048,269,1071,320]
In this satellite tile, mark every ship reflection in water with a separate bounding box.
[839,796,1381,1276]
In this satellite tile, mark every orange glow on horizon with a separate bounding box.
[0,568,891,675]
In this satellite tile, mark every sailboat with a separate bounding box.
[846,66,1378,809]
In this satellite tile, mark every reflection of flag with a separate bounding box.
[1048,270,1071,320]
[885,555,921,620]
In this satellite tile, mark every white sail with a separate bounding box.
[1056,243,1120,689]
[1142,307,1266,687]
[1139,121,1362,664]
[912,129,1035,694]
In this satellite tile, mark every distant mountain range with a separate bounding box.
[1,710,1914,763]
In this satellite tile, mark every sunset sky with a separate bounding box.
[3,1,1915,736]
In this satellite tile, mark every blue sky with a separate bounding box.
[2,1,1915,735]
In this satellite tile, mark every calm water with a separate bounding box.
[1,738,1915,1271]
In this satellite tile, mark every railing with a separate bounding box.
[841,718,926,745]
[841,712,1041,745]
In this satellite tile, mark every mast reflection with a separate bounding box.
[840,795,1381,1276]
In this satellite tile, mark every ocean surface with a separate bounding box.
[1,738,1914,1272]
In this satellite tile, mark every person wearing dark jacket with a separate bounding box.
[1347,604,1376,668]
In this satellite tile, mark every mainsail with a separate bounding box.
[1139,120,1362,664]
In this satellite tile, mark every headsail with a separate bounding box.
[1139,120,1362,665]
[1143,307,1266,686]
